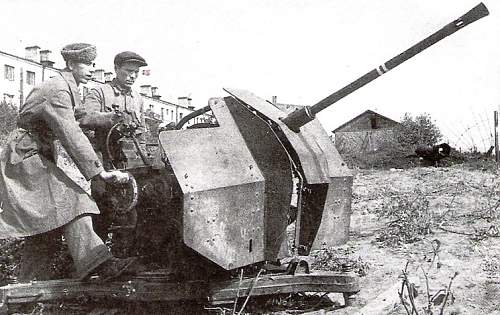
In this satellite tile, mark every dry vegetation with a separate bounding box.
[337,161,500,314]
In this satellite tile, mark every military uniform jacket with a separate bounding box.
[80,78,144,128]
[0,70,104,238]
[78,79,145,168]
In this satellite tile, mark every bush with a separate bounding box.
[0,100,18,146]
[340,136,417,170]
[396,113,442,148]
[375,189,434,246]
[0,238,24,285]
[341,150,417,170]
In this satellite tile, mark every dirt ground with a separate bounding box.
[2,164,500,314]
[328,164,500,315]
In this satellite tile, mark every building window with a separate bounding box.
[161,108,164,120]
[179,113,183,119]
[149,104,154,111]
[4,65,14,81]
[26,71,35,85]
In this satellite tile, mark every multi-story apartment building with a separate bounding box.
[0,46,210,127]
[0,46,59,107]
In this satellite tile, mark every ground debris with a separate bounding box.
[347,164,500,315]
[0,238,23,285]
[374,189,434,247]
[311,246,369,277]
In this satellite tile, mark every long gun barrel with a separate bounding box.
[282,3,489,132]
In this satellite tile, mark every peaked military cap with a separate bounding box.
[114,51,148,67]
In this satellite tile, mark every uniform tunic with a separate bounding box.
[81,78,144,126]
[78,78,145,169]
[0,70,104,238]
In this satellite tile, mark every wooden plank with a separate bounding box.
[0,273,359,307]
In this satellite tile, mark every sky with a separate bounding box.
[1,0,499,151]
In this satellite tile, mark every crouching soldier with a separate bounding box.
[0,43,139,282]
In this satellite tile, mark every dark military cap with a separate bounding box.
[114,51,148,67]
[60,43,97,63]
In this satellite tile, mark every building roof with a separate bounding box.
[333,109,400,133]
[0,49,58,69]
[142,93,181,108]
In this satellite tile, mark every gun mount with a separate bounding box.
[0,3,489,313]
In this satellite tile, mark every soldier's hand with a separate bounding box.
[99,170,130,184]
[111,111,124,125]
[128,122,138,130]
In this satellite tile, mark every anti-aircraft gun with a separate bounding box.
[0,3,489,313]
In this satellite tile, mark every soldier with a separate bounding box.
[0,43,138,282]
[78,51,148,169]
[76,51,149,256]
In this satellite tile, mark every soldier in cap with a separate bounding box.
[77,51,149,255]
[0,43,138,282]
[79,51,148,169]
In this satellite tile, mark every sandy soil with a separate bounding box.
[332,165,500,315]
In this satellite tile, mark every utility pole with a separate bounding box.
[19,67,24,106]
[494,111,499,162]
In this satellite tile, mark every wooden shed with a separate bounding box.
[333,110,400,153]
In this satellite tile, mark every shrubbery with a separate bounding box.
[337,112,444,169]
[339,135,416,169]
[0,239,24,285]
[0,100,18,146]
[396,113,442,149]
[375,189,434,246]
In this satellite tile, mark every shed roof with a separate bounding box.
[333,110,400,133]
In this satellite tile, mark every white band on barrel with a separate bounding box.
[376,63,389,76]
[305,106,314,118]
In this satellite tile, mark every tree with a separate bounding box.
[0,100,18,145]
[396,113,442,148]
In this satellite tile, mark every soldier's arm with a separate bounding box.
[43,87,104,180]
[129,93,147,134]
[76,87,119,130]
[131,93,146,128]
[139,95,148,132]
